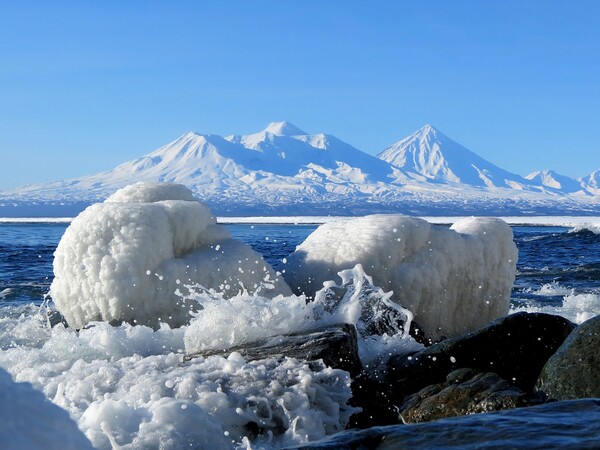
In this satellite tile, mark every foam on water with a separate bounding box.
[184,264,421,367]
[0,302,358,449]
[570,223,600,234]
[0,265,418,449]
[511,282,600,324]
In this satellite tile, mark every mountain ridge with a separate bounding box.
[1,122,599,216]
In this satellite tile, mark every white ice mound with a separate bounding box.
[0,367,94,449]
[50,182,291,329]
[285,215,518,339]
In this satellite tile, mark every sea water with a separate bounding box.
[0,221,599,448]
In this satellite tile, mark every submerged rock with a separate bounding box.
[399,368,532,423]
[386,312,575,403]
[185,323,362,376]
[536,314,600,400]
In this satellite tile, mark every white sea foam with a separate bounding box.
[569,223,600,234]
[0,304,357,449]
[0,262,425,448]
[511,290,600,324]
[184,264,421,366]
[526,281,575,297]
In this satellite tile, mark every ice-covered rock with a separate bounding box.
[285,215,518,339]
[0,367,94,450]
[50,182,291,329]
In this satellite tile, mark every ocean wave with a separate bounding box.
[523,281,574,297]
[569,224,600,235]
[511,291,600,324]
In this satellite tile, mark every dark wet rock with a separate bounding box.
[386,312,575,403]
[408,320,430,346]
[399,368,533,423]
[536,314,600,400]
[46,309,69,328]
[349,372,399,428]
[185,323,362,376]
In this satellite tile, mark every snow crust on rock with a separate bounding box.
[0,366,94,449]
[285,215,518,339]
[50,182,291,329]
[105,181,197,203]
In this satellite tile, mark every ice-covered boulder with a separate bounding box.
[285,215,518,339]
[50,182,291,329]
[0,367,94,449]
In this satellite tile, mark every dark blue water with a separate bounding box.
[2,222,600,311]
[293,399,600,449]
[0,223,66,304]
[512,226,600,309]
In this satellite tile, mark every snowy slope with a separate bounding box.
[580,169,600,195]
[0,122,402,215]
[225,121,395,183]
[378,124,531,189]
[525,169,584,194]
[1,122,599,216]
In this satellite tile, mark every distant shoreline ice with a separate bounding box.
[0,217,74,223]
[1,215,600,227]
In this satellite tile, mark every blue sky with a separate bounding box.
[1,0,599,189]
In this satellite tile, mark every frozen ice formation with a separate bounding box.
[0,367,94,449]
[285,215,518,340]
[50,182,291,329]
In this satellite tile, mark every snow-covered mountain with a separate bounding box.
[1,122,599,216]
[225,122,394,183]
[525,169,583,194]
[580,170,600,195]
[378,124,530,190]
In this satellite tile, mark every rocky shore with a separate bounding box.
[186,311,599,446]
